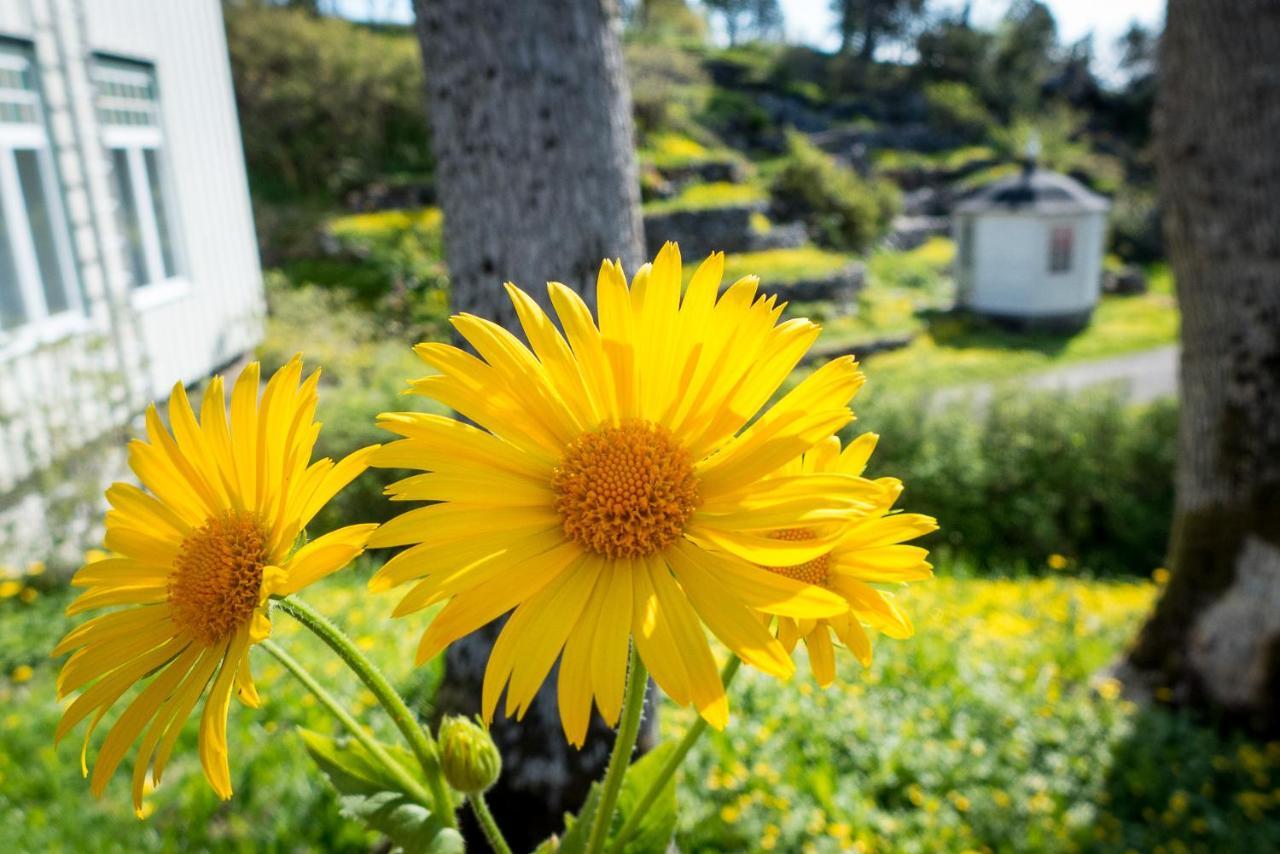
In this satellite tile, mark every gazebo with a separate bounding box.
[953,162,1110,328]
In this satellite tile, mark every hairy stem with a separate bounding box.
[261,638,437,809]
[585,644,649,854]
[608,655,742,853]
[276,595,456,826]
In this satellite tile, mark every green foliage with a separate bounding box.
[699,88,773,146]
[769,132,900,252]
[624,43,713,141]
[854,387,1177,575]
[674,575,1280,853]
[643,181,767,214]
[0,570,443,851]
[629,0,708,46]
[1108,188,1163,263]
[855,290,1180,391]
[300,729,463,853]
[539,741,681,853]
[225,5,430,200]
[257,277,444,532]
[922,81,995,142]
[720,246,854,285]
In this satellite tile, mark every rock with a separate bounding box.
[764,263,866,304]
[885,215,951,250]
[1102,265,1149,295]
[643,204,765,257]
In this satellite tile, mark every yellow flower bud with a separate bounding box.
[439,715,501,794]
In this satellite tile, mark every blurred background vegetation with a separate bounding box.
[10,1,1269,852]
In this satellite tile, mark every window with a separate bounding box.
[92,57,180,289]
[0,44,81,333]
[1048,224,1074,273]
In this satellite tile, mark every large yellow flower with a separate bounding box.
[764,433,937,686]
[369,243,889,745]
[54,358,377,813]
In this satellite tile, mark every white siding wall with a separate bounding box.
[957,211,1107,317]
[83,0,263,396]
[0,0,261,495]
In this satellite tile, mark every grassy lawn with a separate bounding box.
[849,291,1180,392]
[643,181,768,214]
[4,567,1276,852]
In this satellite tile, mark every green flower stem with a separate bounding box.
[586,643,649,854]
[608,655,743,854]
[261,638,437,809]
[275,595,456,827]
[469,792,513,854]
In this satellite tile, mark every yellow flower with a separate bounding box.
[54,358,377,814]
[26,560,45,577]
[11,664,33,683]
[0,580,21,598]
[19,587,37,604]
[370,244,875,744]
[1047,554,1069,571]
[1152,567,1170,585]
[764,433,936,685]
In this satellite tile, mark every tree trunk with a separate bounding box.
[412,0,649,848]
[1121,0,1280,735]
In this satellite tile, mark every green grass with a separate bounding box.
[643,181,767,215]
[0,563,442,852]
[872,145,997,173]
[720,246,855,285]
[639,132,744,171]
[5,570,1277,852]
[851,291,1180,391]
[672,574,1280,853]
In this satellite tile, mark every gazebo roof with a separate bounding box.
[954,166,1110,215]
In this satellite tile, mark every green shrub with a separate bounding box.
[769,132,900,252]
[625,43,713,140]
[700,88,773,146]
[643,180,767,214]
[853,387,1177,576]
[258,276,444,533]
[923,81,995,141]
[225,6,430,200]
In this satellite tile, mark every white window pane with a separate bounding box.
[109,148,148,287]
[14,149,69,315]
[143,148,176,277]
[0,182,26,330]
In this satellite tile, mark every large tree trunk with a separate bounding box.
[1121,0,1280,735]
[412,0,649,848]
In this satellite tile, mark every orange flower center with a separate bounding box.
[765,528,830,586]
[168,512,269,646]
[552,420,699,560]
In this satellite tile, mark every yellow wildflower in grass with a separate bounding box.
[1047,553,1069,571]
[0,580,21,598]
[12,664,33,683]
[370,243,881,744]
[762,433,936,684]
[53,358,377,814]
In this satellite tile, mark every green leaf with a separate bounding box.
[534,741,681,854]
[615,741,680,854]
[299,728,463,854]
[554,779,602,854]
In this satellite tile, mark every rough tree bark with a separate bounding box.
[412,0,649,848]
[1120,0,1280,735]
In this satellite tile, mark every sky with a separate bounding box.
[331,0,1165,79]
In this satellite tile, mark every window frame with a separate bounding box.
[1048,223,1075,274]
[92,55,185,296]
[0,42,84,347]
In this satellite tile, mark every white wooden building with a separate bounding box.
[953,165,1110,327]
[0,0,262,496]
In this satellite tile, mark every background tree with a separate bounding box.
[1121,0,1280,735]
[986,0,1058,119]
[703,0,784,45]
[832,0,928,62]
[412,0,649,846]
